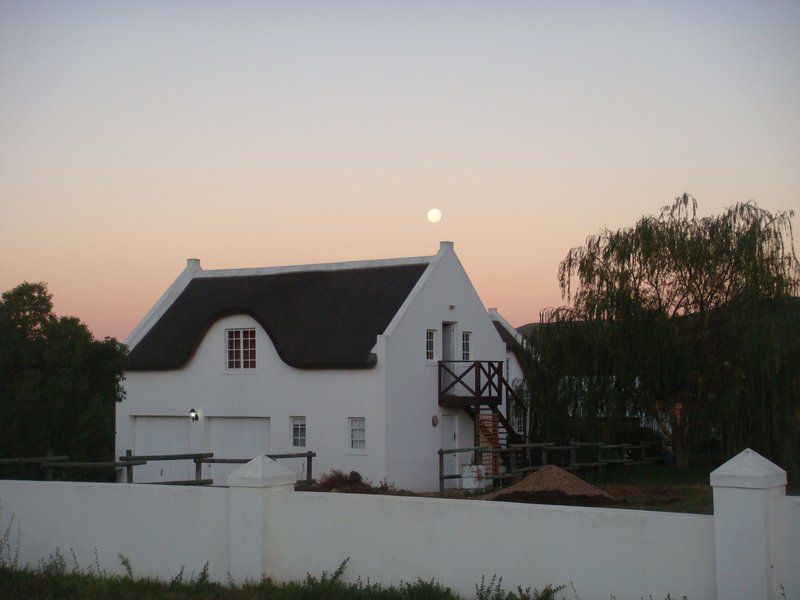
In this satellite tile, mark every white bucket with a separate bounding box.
[461,464,488,490]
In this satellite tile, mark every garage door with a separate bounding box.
[207,417,270,485]
[132,416,191,483]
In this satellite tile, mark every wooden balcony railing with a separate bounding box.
[438,360,503,408]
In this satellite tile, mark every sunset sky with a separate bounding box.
[1,1,798,341]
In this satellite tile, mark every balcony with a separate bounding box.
[438,360,503,408]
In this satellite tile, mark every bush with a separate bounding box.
[311,469,414,496]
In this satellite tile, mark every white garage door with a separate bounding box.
[207,417,270,485]
[132,416,191,483]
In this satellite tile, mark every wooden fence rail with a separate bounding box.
[43,460,146,481]
[118,451,214,484]
[438,441,664,492]
[3,450,317,486]
[118,450,317,485]
[437,446,491,493]
[0,455,71,482]
[0,456,70,465]
[196,451,317,484]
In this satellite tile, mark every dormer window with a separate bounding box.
[227,328,256,369]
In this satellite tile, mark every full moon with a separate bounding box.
[427,208,442,223]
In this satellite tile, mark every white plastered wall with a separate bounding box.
[118,314,387,484]
[382,243,507,491]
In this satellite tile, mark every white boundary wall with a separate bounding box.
[1,450,797,600]
[0,481,230,582]
[266,492,715,599]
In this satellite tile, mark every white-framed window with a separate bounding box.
[349,417,366,450]
[226,328,256,369]
[426,329,436,360]
[510,401,525,434]
[461,331,471,360]
[291,416,306,448]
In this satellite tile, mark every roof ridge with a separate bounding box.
[195,255,434,278]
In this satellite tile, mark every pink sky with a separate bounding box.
[1,2,798,341]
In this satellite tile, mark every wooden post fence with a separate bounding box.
[438,441,666,491]
[196,451,317,485]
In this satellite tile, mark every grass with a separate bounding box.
[583,463,715,514]
[0,558,564,600]
[430,464,717,514]
[582,460,798,514]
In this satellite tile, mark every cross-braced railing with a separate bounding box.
[438,360,503,407]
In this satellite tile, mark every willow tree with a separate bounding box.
[528,195,799,469]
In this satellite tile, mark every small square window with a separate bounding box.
[426,330,436,360]
[349,417,365,450]
[292,416,306,448]
[227,328,256,370]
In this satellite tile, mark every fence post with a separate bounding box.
[45,450,53,481]
[228,456,297,583]
[195,457,202,481]
[125,450,134,483]
[710,449,786,600]
[438,450,445,494]
[305,452,313,483]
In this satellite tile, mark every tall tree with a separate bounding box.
[0,282,126,477]
[528,196,800,469]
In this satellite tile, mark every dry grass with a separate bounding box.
[302,469,415,496]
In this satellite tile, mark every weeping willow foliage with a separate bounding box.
[525,195,800,470]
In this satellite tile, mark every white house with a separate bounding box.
[118,241,525,491]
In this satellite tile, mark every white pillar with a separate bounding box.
[227,456,296,583]
[710,448,786,600]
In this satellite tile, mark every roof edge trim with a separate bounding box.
[126,262,200,349]
[196,255,433,279]
[381,244,451,337]
[489,308,527,349]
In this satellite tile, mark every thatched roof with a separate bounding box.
[127,263,428,371]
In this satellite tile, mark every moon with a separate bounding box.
[427,208,442,223]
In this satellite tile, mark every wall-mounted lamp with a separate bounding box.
[189,408,199,422]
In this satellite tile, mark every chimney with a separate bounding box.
[186,258,201,270]
[439,241,454,251]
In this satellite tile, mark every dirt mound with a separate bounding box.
[490,490,615,507]
[483,465,615,506]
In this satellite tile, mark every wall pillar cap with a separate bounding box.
[228,455,297,488]
[710,448,786,489]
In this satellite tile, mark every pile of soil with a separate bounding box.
[483,465,616,507]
